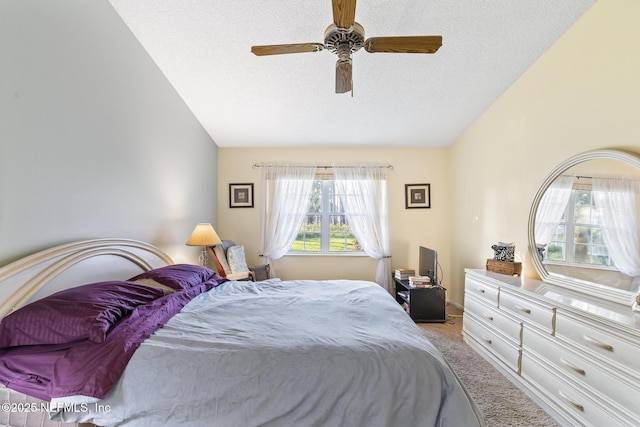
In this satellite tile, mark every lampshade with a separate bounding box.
[185,223,222,246]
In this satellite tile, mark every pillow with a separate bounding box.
[128,264,217,291]
[227,245,249,273]
[0,281,164,348]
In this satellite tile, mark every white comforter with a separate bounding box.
[53,279,483,426]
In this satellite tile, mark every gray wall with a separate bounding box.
[0,0,218,264]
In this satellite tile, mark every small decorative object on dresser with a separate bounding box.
[487,241,521,276]
[486,259,522,276]
[491,241,515,261]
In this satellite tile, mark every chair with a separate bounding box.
[206,240,270,281]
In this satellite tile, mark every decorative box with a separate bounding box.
[486,259,522,276]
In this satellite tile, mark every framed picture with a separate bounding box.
[229,183,254,208]
[405,184,431,209]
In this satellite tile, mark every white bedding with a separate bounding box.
[52,279,483,426]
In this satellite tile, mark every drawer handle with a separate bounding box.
[483,313,494,321]
[480,335,492,345]
[514,304,531,314]
[583,334,614,352]
[560,357,586,376]
[558,390,584,412]
[476,288,486,294]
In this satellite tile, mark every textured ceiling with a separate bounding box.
[109,0,595,148]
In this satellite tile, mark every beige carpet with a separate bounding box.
[417,309,561,427]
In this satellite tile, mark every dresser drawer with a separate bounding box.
[464,294,522,345]
[555,311,640,374]
[499,290,555,334]
[463,313,521,374]
[465,275,499,306]
[521,352,631,427]
[524,327,640,420]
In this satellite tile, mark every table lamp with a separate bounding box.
[186,223,222,266]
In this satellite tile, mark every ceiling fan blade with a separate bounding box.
[335,59,352,94]
[364,36,442,54]
[332,0,357,29]
[251,43,324,56]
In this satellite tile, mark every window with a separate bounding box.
[289,179,362,254]
[546,186,614,268]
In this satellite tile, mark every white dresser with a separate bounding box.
[463,269,640,427]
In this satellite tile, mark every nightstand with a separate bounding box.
[394,277,446,322]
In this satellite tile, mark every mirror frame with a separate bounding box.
[527,148,640,306]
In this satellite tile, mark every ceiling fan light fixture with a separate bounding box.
[250,0,442,94]
[324,22,365,54]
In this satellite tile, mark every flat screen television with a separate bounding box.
[419,246,438,285]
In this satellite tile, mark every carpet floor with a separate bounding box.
[417,308,561,427]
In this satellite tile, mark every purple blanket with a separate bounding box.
[0,278,224,401]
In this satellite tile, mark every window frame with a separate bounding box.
[288,177,365,256]
[544,185,615,270]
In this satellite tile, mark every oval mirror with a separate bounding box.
[528,149,640,306]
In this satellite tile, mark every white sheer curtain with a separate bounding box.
[333,165,392,293]
[535,175,575,247]
[258,165,317,271]
[592,176,640,285]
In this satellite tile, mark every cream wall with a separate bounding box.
[218,147,452,290]
[450,0,640,304]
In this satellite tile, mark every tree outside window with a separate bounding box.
[290,180,362,254]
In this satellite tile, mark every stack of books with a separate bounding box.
[409,275,432,288]
[394,268,415,280]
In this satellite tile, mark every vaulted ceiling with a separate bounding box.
[109,0,595,148]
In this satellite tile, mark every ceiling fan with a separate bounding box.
[251,0,442,94]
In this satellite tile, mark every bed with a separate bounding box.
[0,239,484,427]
